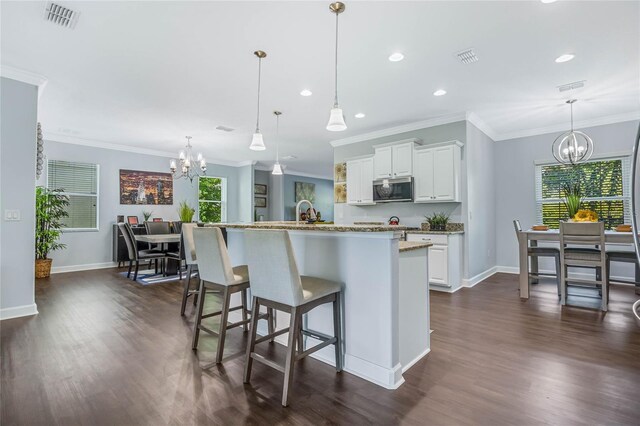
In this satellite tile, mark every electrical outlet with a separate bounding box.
[4,209,21,221]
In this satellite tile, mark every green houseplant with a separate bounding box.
[178,201,195,223]
[35,187,69,278]
[425,212,450,232]
[142,210,153,222]
[561,182,583,220]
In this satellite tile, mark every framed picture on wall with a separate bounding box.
[255,197,267,208]
[295,182,315,203]
[254,184,267,196]
[119,169,173,205]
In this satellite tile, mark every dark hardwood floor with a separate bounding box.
[2,269,639,425]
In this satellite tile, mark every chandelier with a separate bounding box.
[170,136,206,182]
[552,99,594,165]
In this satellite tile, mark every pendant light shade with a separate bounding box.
[272,110,284,175]
[552,99,594,165]
[250,50,267,151]
[327,2,347,132]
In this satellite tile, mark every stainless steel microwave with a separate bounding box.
[373,177,413,203]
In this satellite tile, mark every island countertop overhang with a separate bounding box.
[205,221,409,233]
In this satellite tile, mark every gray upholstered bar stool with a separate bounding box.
[179,223,199,315]
[513,220,561,296]
[191,227,265,366]
[243,229,343,407]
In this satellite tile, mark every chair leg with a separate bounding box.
[215,287,231,364]
[333,292,343,372]
[267,308,275,343]
[127,260,133,278]
[180,264,193,316]
[282,307,301,407]
[601,266,608,312]
[192,280,206,350]
[155,259,158,274]
[241,289,249,332]
[244,297,260,383]
[297,314,304,355]
[193,267,199,305]
[133,261,140,281]
[560,264,567,305]
[554,255,561,299]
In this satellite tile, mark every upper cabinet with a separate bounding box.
[373,139,421,179]
[414,141,462,203]
[346,156,375,205]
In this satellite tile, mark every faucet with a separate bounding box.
[296,199,316,224]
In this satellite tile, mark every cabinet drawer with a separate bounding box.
[406,233,448,245]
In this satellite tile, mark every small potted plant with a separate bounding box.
[142,210,153,222]
[178,201,195,222]
[35,187,69,278]
[425,212,450,232]
[562,182,583,221]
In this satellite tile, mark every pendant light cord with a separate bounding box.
[570,101,574,132]
[276,114,280,162]
[256,57,262,132]
[334,12,339,108]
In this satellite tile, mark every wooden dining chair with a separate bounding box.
[513,220,561,297]
[559,222,608,311]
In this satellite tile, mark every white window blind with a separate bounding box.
[198,176,227,223]
[47,160,99,230]
[535,156,631,229]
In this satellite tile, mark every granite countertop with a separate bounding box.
[405,229,465,235]
[205,222,409,233]
[399,241,432,252]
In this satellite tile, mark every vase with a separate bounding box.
[35,258,53,278]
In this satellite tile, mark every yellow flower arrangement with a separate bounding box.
[573,209,598,222]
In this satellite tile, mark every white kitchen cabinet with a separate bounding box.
[373,139,421,179]
[406,232,463,292]
[346,156,375,205]
[414,141,462,203]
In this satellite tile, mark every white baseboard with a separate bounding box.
[495,265,636,286]
[0,303,38,320]
[462,266,499,288]
[402,347,431,373]
[51,262,118,274]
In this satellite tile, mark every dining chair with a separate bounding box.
[179,223,199,315]
[513,220,561,297]
[559,221,608,311]
[243,229,343,407]
[127,216,139,225]
[152,218,163,222]
[606,250,640,292]
[191,227,271,366]
[117,223,165,281]
[145,221,172,272]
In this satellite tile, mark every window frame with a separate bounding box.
[535,154,631,228]
[197,176,227,223]
[46,159,100,232]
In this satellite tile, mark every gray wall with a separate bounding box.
[1,77,38,316]
[495,119,640,279]
[254,169,270,221]
[38,140,245,270]
[283,174,334,222]
[268,174,284,221]
[237,164,254,223]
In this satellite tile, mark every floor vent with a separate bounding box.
[558,80,586,92]
[215,125,235,132]
[43,2,79,29]
[456,48,478,64]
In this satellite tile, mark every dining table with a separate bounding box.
[518,229,638,299]
[134,233,181,275]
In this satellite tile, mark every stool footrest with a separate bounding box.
[296,337,337,361]
[202,305,245,319]
[255,327,289,345]
[250,353,285,373]
[301,329,333,342]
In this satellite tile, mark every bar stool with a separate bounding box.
[243,229,343,407]
[513,220,561,297]
[191,227,271,366]
[179,223,199,315]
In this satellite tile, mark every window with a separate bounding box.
[47,160,99,231]
[535,156,631,229]
[198,176,226,223]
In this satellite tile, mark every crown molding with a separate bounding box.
[237,160,257,167]
[329,112,467,147]
[0,64,48,98]
[284,169,333,180]
[466,112,498,141]
[494,110,640,141]
[43,131,246,168]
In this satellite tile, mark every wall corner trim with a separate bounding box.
[0,303,38,321]
[462,266,499,288]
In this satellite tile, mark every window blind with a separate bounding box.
[47,160,99,230]
[535,156,631,229]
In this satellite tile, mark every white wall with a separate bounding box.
[0,77,38,319]
[38,140,246,271]
[495,119,640,280]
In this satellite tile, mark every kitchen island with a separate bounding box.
[206,222,431,389]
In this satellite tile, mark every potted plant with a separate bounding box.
[425,212,450,232]
[562,182,583,221]
[35,187,69,278]
[142,210,153,222]
[178,201,195,222]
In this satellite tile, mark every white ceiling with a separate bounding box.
[2,1,639,178]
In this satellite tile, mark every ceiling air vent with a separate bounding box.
[558,80,586,93]
[43,2,79,29]
[215,125,235,132]
[456,48,478,64]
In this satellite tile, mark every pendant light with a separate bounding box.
[250,50,267,150]
[326,2,347,132]
[552,99,594,165]
[272,111,283,175]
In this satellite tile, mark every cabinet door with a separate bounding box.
[374,146,393,179]
[360,157,374,204]
[433,146,455,201]
[346,160,361,204]
[392,143,413,177]
[413,149,434,202]
[428,245,449,285]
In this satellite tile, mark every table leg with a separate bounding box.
[518,233,529,299]
[530,240,539,284]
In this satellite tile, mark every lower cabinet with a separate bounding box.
[406,233,463,292]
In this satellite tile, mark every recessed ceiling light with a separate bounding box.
[555,54,575,63]
[540,0,557,3]
[388,52,404,62]
[300,89,312,96]
[433,89,447,97]
[355,113,366,119]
